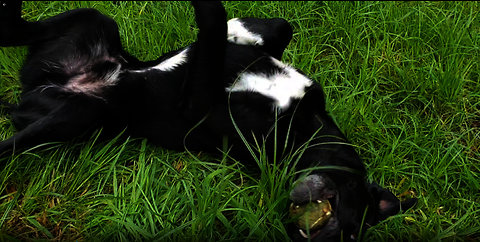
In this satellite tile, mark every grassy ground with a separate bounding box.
[0,1,479,241]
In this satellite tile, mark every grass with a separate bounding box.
[0,1,479,241]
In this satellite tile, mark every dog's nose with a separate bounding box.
[290,174,336,204]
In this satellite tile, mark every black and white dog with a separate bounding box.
[0,1,415,241]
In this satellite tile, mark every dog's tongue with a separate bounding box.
[289,199,332,231]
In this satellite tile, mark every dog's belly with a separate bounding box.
[23,42,315,146]
[133,44,314,111]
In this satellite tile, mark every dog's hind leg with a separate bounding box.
[0,0,26,46]
[1,2,120,49]
[180,1,227,122]
[0,1,92,47]
[0,97,106,159]
[0,0,50,47]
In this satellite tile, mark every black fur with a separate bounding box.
[0,1,415,241]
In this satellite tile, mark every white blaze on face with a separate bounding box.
[227,18,264,46]
[152,48,189,71]
[226,57,313,110]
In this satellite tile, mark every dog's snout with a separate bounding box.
[290,174,336,204]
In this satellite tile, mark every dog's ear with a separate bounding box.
[367,182,417,222]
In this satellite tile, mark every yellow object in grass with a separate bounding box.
[289,200,333,231]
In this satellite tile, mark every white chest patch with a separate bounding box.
[227,18,264,46]
[226,57,313,109]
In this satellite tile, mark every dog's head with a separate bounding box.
[288,171,416,241]
[278,86,416,241]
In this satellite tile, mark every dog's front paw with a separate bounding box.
[227,18,265,46]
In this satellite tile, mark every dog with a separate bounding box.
[0,1,416,241]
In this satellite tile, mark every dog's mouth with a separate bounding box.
[289,199,335,239]
[289,174,340,239]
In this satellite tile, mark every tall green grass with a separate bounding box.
[0,1,479,241]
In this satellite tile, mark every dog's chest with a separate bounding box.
[226,57,313,109]
[155,51,313,110]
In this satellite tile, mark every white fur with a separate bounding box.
[103,63,122,85]
[131,48,189,73]
[227,18,264,46]
[152,48,189,71]
[226,57,312,109]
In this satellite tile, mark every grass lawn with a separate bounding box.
[1,1,479,241]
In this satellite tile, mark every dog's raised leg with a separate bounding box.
[0,1,151,72]
[180,1,227,122]
[0,0,60,47]
[227,17,293,59]
[0,0,27,46]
